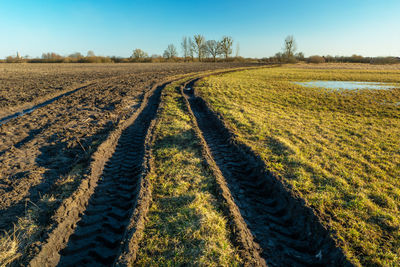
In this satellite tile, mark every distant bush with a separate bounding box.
[295,52,305,61]
[29,58,63,63]
[327,55,370,64]
[79,56,113,63]
[302,55,400,65]
[308,55,325,64]
[110,56,128,63]
[5,56,25,63]
[370,57,400,65]
[285,56,298,63]
[41,52,63,62]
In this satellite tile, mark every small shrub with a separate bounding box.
[308,55,326,64]
[370,57,400,65]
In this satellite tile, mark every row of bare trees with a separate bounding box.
[130,35,235,62]
[181,35,234,62]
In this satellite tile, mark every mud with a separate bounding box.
[55,82,164,266]
[0,63,260,266]
[182,79,352,266]
[0,63,257,228]
[0,74,149,230]
[0,83,93,126]
[0,63,257,118]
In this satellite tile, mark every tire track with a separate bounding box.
[0,83,93,126]
[182,79,352,266]
[26,69,260,267]
[57,113,150,266]
[29,79,168,267]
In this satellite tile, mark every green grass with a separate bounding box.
[135,81,241,266]
[195,67,400,266]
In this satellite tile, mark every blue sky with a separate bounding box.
[1,0,399,58]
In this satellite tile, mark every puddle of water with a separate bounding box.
[295,81,398,91]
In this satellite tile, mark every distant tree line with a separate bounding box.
[131,35,236,63]
[306,55,400,64]
[261,35,400,65]
[4,51,114,63]
[1,34,399,64]
[2,34,239,64]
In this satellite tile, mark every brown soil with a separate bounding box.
[30,80,167,266]
[0,63,255,118]
[0,63,260,266]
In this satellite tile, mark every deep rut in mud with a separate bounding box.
[183,80,351,267]
[52,84,163,266]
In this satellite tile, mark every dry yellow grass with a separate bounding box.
[135,81,241,266]
[287,62,400,70]
[196,66,400,266]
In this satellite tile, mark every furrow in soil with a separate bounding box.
[55,84,163,266]
[183,80,351,267]
[0,83,93,126]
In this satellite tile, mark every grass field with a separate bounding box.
[1,63,399,265]
[195,66,400,266]
[135,81,242,266]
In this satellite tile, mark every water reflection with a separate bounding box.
[295,81,398,91]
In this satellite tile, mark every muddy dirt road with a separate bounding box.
[30,81,166,266]
[0,63,257,265]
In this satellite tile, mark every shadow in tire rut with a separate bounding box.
[183,81,352,267]
[57,85,163,266]
[0,122,113,231]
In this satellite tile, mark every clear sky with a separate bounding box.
[1,0,399,58]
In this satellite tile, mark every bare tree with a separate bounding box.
[283,35,297,60]
[163,44,178,59]
[87,50,95,57]
[181,36,190,61]
[69,52,83,58]
[42,52,63,60]
[188,37,195,61]
[205,40,221,62]
[193,34,206,61]
[235,42,240,58]
[132,48,148,61]
[220,36,233,59]
[295,52,304,61]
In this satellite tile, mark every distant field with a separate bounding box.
[287,62,400,70]
[195,66,400,265]
[0,63,255,117]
